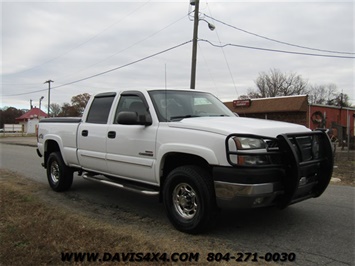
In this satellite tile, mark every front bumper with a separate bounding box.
[214,131,333,209]
[213,167,284,209]
[214,181,283,209]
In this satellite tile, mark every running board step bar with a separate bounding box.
[82,173,159,196]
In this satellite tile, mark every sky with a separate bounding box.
[1,0,354,111]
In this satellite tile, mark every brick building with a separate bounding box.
[308,104,355,147]
[225,95,309,125]
[224,95,355,148]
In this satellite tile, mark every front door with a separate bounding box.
[106,93,158,184]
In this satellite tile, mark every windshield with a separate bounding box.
[148,90,235,122]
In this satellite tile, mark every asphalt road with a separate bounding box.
[1,142,354,265]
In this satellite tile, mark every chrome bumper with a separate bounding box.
[214,181,283,209]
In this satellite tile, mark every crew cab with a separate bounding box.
[37,89,333,233]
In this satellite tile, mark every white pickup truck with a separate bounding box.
[37,89,333,233]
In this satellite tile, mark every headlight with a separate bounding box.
[234,137,266,150]
[233,137,269,166]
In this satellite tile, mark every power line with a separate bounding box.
[7,1,153,76]
[199,39,355,59]
[3,88,48,96]
[1,83,40,86]
[205,3,238,96]
[3,40,192,96]
[5,38,352,97]
[196,42,218,91]
[4,12,188,87]
[52,40,192,90]
[203,13,355,55]
[56,14,189,81]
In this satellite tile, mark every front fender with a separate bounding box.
[157,143,219,166]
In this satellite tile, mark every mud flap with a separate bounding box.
[276,131,333,208]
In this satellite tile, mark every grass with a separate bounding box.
[3,169,262,266]
[0,170,162,265]
[333,151,355,186]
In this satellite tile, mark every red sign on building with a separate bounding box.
[233,99,251,107]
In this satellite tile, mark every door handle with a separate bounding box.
[108,131,116,139]
[81,130,88,137]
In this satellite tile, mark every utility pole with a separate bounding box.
[44,80,54,117]
[190,0,200,89]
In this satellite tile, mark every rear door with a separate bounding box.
[77,93,116,173]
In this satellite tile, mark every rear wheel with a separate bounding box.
[46,152,73,192]
[163,165,217,234]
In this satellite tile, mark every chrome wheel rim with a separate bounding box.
[173,183,198,220]
[50,161,60,184]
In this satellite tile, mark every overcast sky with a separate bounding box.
[1,0,354,111]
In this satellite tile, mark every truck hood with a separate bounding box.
[169,117,310,138]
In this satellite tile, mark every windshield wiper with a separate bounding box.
[208,114,229,117]
[169,115,200,121]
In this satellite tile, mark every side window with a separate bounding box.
[114,95,148,123]
[86,95,115,124]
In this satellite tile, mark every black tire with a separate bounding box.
[46,152,73,192]
[163,165,218,234]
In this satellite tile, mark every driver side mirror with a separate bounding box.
[116,111,152,126]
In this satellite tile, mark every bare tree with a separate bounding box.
[308,84,351,107]
[238,94,251,100]
[49,103,61,117]
[308,84,335,105]
[250,68,308,98]
[328,92,351,107]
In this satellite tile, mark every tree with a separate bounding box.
[308,84,351,107]
[328,93,351,107]
[308,83,338,105]
[71,93,91,116]
[49,103,61,117]
[57,93,91,117]
[249,68,308,98]
[59,103,79,117]
[0,107,25,128]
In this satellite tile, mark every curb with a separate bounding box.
[0,142,37,148]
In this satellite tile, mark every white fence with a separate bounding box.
[3,124,24,132]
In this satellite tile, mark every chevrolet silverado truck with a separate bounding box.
[37,89,333,233]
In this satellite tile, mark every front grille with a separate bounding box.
[276,131,333,205]
[266,135,320,163]
[264,140,283,165]
[287,135,322,163]
[265,139,279,149]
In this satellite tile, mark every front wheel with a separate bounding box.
[46,152,73,192]
[163,165,218,234]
